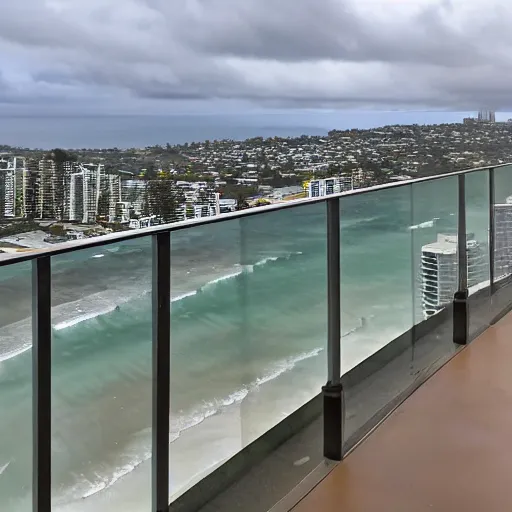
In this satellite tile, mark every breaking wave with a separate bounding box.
[76,346,323,501]
[409,217,440,230]
[0,251,304,362]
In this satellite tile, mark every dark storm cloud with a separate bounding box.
[173,0,479,66]
[0,0,509,110]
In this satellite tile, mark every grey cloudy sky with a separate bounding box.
[0,0,509,113]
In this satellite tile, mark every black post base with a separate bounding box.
[322,382,344,461]
[453,289,469,345]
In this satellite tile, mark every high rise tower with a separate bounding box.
[477,110,496,123]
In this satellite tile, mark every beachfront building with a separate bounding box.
[102,173,122,221]
[34,160,120,224]
[0,164,16,218]
[121,178,219,226]
[191,203,216,218]
[0,157,33,219]
[307,177,354,198]
[115,201,132,223]
[494,200,512,279]
[65,164,100,223]
[122,179,147,215]
[36,159,75,220]
[218,198,237,214]
[420,234,487,318]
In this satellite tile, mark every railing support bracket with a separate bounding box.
[453,290,469,345]
[322,382,344,461]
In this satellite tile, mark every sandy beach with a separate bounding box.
[0,230,54,261]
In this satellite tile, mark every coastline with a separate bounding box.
[53,348,327,512]
[0,230,53,261]
[0,204,423,511]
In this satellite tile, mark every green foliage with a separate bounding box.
[144,179,186,223]
[218,184,258,199]
[49,224,66,236]
[0,221,40,238]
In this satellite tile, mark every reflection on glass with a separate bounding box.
[0,262,32,512]
[340,185,414,450]
[340,186,413,374]
[169,204,327,501]
[465,171,490,335]
[493,165,512,285]
[411,177,458,324]
[51,239,152,511]
[465,171,490,295]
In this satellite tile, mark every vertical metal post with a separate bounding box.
[32,256,52,512]
[453,174,469,345]
[409,184,417,347]
[489,169,496,294]
[238,217,250,448]
[323,197,343,461]
[152,232,171,512]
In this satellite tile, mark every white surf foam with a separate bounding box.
[77,387,251,500]
[197,252,302,293]
[409,217,440,230]
[0,317,33,364]
[74,346,322,502]
[255,256,279,266]
[0,250,305,365]
[201,270,244,290]
[0,343,31,364]
[255,347,323,386]
[343,216,382,228]
[0,461,10,476]
[171,291,198,302]
[81,481,107,499]
[0,288,143,363]
[53,308,117,331]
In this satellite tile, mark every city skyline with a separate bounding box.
[2,118,512,233]
[0,155,219,226]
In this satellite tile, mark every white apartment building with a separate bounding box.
[420,234,487,318]
[494,201,512,280]
[115,201,132,223]
[0,157,30,218]
[307,177,354,198]
[122,180,147,214]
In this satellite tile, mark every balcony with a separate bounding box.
[1,163,512,512]
[292,313,512,512]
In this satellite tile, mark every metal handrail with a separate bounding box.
[0,162,509,267]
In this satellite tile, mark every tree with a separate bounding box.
[144,179,185,224]
[235,190,250,211]
[97,188,111,219]
[49,224,66,237]
[44,148,77,221]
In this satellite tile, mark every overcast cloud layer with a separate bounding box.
[0,0,510,112]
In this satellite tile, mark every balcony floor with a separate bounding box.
[293,310,512,512]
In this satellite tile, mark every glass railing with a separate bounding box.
[1,163,512,512]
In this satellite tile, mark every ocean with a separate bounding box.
[0,169,497,510]
[0,114,330,149]
[0,111,474,149]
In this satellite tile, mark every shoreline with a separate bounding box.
[53,350,327,512]
[0,230,54,261]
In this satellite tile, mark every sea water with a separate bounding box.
[0,173,493,511]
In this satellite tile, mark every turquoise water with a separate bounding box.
[0,173,495,511]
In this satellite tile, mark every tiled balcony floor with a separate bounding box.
[293,311,512,512]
